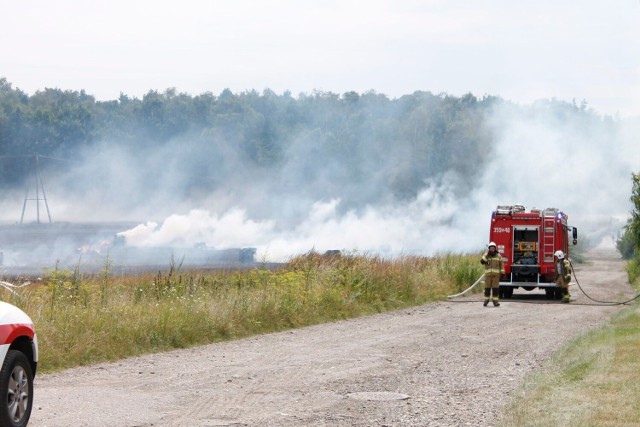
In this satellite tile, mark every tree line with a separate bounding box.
[0,77,613,208]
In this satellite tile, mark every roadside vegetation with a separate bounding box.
[617,173,640,285]
[500,172,640,426]
[498,279,640,427]
[1,251,482,373]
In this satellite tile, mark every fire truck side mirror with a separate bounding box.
[572,227,578,245]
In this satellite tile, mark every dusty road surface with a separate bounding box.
[30,245,635,427]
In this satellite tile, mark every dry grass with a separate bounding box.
[2,251,483,373]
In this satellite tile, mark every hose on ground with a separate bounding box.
[569,258,640,306]
[445,259,640,306]
[447,274,484,299]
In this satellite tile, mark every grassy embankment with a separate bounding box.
[2,251,482,373]
[499,258,640,427]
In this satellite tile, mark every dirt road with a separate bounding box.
[29,244,634,426]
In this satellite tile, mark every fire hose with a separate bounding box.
[446,259,640,306]
[446,274,485,299]
[569,259,640,306]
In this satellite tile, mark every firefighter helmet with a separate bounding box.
[488,242,497,249]
[554,250,564,259]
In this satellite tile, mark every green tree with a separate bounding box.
[617,172,640,259]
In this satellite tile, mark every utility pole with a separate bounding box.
[20,154,52,224]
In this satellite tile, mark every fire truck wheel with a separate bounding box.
[554,288,564,300]
[498,287,513,299]
[544,288,555,299]
[0,350,34,427]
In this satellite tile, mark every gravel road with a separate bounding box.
[29,243,634,427]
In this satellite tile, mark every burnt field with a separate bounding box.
[0,222,257,276]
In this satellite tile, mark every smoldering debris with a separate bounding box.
[0,222,257,274]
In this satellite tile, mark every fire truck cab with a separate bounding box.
[489,205,578,299]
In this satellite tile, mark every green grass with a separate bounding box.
[499,275,640,427]
[2,251,483,373]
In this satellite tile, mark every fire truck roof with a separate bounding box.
[494,205,564,218]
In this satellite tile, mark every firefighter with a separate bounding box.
[480,242,505,306]
[554,250,572,303]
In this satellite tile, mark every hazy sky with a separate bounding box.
[2,0,639,117]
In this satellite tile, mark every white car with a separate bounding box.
[0,301,38,427]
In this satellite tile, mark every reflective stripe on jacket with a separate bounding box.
[481,253,505,275]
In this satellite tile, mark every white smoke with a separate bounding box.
[465,102,638,245]
[4,99,638,267]
[118,175,467,261]
[117,102,640,262]
[119,208,275,248]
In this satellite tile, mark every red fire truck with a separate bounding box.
[489,205,578,299]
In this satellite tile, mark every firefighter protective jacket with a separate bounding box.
[555,259,571,281]
[481,252,505,275]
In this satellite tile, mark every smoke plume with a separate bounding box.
[2,100,638,267]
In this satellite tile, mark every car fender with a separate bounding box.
[0,301,38,364]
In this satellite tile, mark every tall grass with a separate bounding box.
[2,251,483,373]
